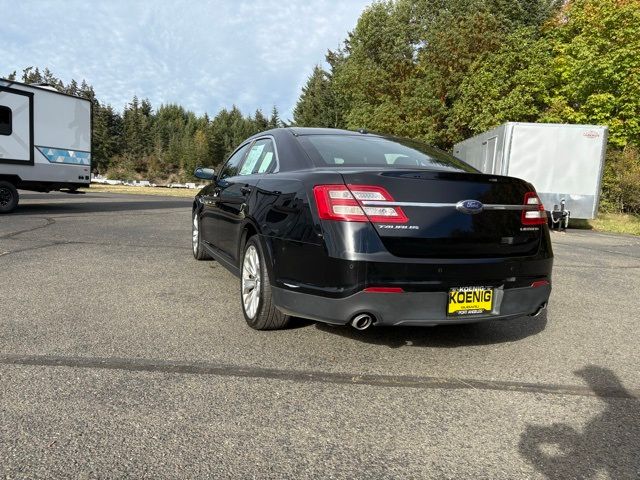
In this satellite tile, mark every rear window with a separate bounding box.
[298,134,477,173]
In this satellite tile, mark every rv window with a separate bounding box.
[0,106,11,136]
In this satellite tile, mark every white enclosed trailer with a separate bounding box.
[0,79,91,213]
[453,122,608,220]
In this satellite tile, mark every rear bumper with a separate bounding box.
[272,284,551,327]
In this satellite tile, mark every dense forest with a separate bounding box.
[5,0,640,213]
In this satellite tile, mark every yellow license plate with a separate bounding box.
[447,287,494,316]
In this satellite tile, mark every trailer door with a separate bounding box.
[482,136,498,173]
[0,87,33,164]
[507,123,607,219]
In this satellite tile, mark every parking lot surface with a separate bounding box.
[1,191,639,478]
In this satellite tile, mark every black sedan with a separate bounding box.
[192,128,553,330]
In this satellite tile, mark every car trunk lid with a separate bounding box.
[339,170,543,258]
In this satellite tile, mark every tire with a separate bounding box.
[192,211,212,260]
[241,236,290,330]
[0,181,19,214]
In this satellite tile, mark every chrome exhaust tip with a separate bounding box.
[351,313,374,331]
[530,302,548,317]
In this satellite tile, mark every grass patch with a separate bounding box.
[571,213,640,236]
[80,183,199,198]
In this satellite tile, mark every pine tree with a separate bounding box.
[66,79,79,96]
[253,109,269,131]
[293,65,343,128]
[21,66,43,84]
[42,68,63,89]
[268,106,282,129]
[123,96,145,160]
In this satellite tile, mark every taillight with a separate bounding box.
[522,192,546,225]
[313,184,408,223]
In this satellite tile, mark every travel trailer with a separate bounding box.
[0,79,91,213]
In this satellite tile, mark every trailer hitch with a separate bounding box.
[550,199,570,231]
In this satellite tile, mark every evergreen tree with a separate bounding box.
[21,66,43,84]
[66,79,79,96]
[293,65,343,128]
[42,68,64,89]
[92,103,123,173]
[253,109,269,131]
[268,106,282,129]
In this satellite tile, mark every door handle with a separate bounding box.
[240,185,252,196]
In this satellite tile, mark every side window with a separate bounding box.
[0,106,11,136]
[239,139,277,176]
[219,143,250,180]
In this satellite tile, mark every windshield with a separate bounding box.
[297,134,477,173]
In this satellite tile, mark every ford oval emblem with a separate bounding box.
[456,199,484,215]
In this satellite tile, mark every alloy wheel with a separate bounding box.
[242,245,261,319]
[192,214,199,253]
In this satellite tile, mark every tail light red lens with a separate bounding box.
[522,192,546,225]
[313,184,408,223]
[531,280,550,288]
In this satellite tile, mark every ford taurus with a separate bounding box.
[192,128,553,330]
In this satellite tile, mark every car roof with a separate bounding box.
[286,127,375,136]
[245,127,380,143]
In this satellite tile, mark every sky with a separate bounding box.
[1,0,372,120]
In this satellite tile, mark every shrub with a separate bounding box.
[600,146,640,214]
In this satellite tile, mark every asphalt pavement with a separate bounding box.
[1,191,639,479]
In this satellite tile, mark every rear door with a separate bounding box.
[0,86,33,164]
[201,142,251,248]
[212,138,278,262]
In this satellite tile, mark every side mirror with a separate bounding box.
[194,167,216,180]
